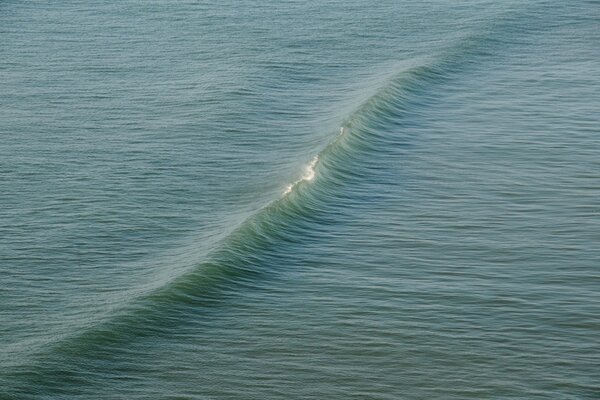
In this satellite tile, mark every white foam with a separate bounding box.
[303,156,318,181]
[283,155,319,195]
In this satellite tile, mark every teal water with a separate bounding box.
[1,1,599,398]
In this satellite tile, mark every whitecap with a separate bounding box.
[283,155,318,195]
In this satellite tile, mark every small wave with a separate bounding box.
[18,55,469,361]
[10,14,527,373]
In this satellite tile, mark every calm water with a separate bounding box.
[1,1,599,398]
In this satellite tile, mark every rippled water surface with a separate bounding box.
[1,1,599,398]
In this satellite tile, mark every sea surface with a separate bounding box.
[1,1,599,398]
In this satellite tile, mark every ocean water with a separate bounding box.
[1,0,599,398]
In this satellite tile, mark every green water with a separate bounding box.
[1,1,599,398]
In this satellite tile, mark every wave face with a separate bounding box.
[2,1,599,398]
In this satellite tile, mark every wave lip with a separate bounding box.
[283,155,319,195]
[283,126,350,195]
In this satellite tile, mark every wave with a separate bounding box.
[3,4,542,388]
[22,64,453,356]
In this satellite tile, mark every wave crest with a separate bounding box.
[283,155,319,195]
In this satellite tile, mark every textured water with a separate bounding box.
[1,1,599,398]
